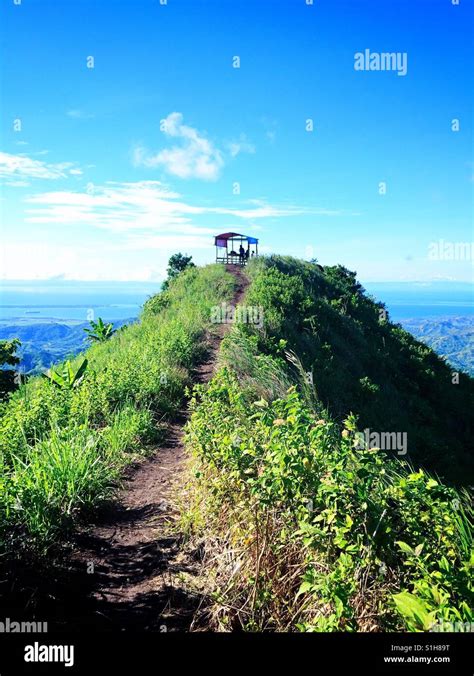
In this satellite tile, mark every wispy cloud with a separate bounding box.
[226,134,255,158]
[261,116,278,144]
[7,178,353,280]
[66,109,94,119]
[0,152,82,185]
[5,180,30,188]
[24,180,330,234]
[133,112,224,181]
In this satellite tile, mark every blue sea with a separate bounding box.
[0,281,162,322]
[362,282,473,321]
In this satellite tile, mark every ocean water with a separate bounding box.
[0,281,162,322]
[362,282,474,321]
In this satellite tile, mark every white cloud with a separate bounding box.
[261,116,278,144]
[124,234,215,251]
[226,134,255,157]
[1,242,79,280]
[133,112,225,181]
[5,180,30,187]
[4,176,354,280]
[66,109,94,119]
[26,181,191,231]
[24,180,323,234]
[0,152,81,184]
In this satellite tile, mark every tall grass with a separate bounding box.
[0,264,235,550]
[11,427,114,541]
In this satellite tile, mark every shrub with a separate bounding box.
[185,361,472,632]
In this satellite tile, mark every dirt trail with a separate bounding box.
[1,265,247,632]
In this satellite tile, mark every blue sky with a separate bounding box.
[1,0,473,282]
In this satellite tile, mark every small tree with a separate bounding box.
[162,253,195,290]
[0,338,21,399]
[84,317,115,343]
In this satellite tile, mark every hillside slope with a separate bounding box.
[1,258,471,635]
[241,257,474,485]
[183,256,473,633]
[0,264,235,550]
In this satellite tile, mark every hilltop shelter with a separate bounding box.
[214,232,259,266]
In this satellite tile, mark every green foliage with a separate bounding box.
[244,256,474,485]
[0,264,235,548]
[185,361,472,632]
[0,338,21,400]
[99,405,157,461]
[10,426,115,541]
[183,256,472,631]
[161,252,195,291]
[84,317,115,343]
[43,358,88,389]
[0,338,21,367]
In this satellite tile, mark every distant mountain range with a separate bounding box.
[0,319,132,374]
[399,316,474,376]
[0,314,472,377]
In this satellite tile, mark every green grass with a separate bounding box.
[242,256,474,485]
[182,257,473,632]
[185,332,473,632]
[0,264,235,550]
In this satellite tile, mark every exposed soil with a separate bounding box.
[0,266,248,632]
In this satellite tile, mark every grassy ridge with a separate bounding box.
[242,256,474,484]
[0,264,234,549]
[183,257,473,632]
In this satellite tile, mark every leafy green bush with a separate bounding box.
[161,252,195,291]
[185,362,472,632]
[84,317,115,343]
[43,358,88,389]
[99,405,157,462]
[0,338,21,400]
